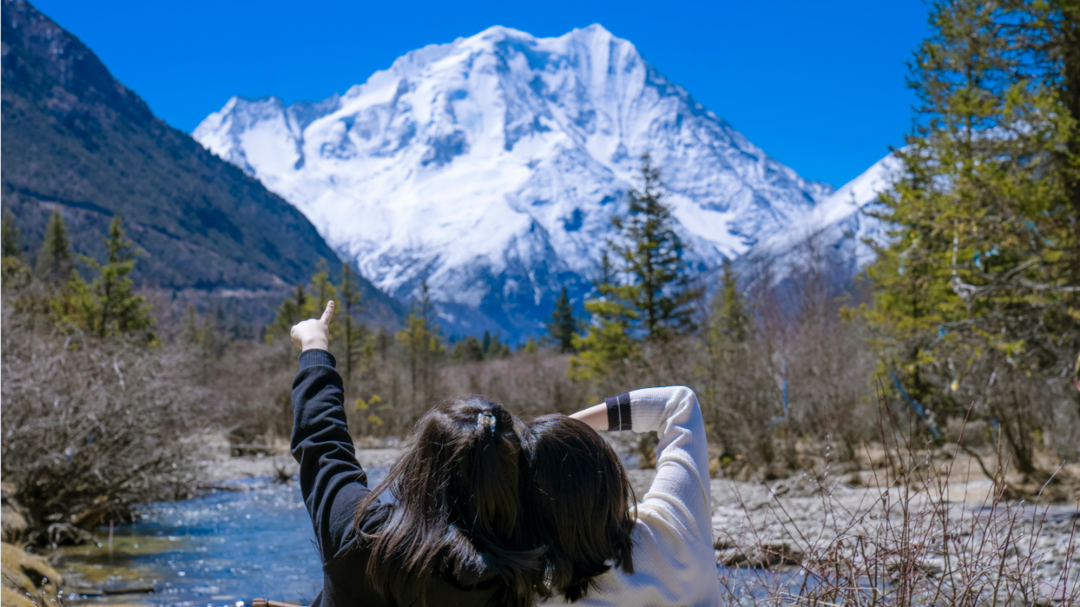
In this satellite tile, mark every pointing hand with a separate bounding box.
[290,300,334,352]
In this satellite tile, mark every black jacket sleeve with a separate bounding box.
[291,349,373,562]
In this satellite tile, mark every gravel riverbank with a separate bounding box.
[195,434,1080,603]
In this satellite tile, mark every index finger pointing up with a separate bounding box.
[321,300,335,325]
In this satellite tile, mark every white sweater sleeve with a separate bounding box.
[556,386,718,606]
[625,386,714,546]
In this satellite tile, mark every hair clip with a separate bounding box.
[477,411,496,434]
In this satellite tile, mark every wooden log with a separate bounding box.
[102,583,156,595]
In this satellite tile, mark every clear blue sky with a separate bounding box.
[32,0,930,188]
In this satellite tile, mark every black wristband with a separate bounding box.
[605,393,632,431]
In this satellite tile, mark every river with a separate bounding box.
[56,469,387,607]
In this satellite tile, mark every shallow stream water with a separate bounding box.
[56,469,387,607]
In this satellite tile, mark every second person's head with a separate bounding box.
[525,414,636,602]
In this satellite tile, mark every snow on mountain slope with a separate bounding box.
[743,151,903,280]
[193,24,834,339]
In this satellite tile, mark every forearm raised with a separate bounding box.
[589,386,713,541]
[290,340,370,562]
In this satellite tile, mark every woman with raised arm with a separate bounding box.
[289,302,543,607]
[526,387,718,606]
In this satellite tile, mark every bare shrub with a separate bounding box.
[961,351,1080,481]
[696,238,879,477]
[0,305,209,545]
[699,336,787,476]
[194,338,297,445]
[438,350,590,417]
[715,401,1080,606]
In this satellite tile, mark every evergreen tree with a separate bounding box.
[707,260,752,346]
[546,286,579,353]
[569,286,638,382]
[2,211,28,284]
[2,211,21,259]
[609,153,700,340]
[202,304,226,358]
[570,250,636,381]
[179,304,225,359]
[267,285,309,344]
[396,281,445,407]
[522,336,540,354]
[53,268,93,330]
[80,216,155,340]
[181,304,202,346]
[451,336,485,363]
[484,333,510,360]
[570,156,698,382]
[596,249,618,287]
[37,209,72,283]
[338,264,373,381]
[305,259,337,318]
[267,261,342,347]
[864,0,1080,474]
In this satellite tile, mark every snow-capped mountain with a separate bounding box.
[193,24,836,339]
[743,151,902,279]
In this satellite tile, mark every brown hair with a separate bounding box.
[525,415,636,602]
[354,397,543,607]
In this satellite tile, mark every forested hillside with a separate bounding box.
[0,0,402,324]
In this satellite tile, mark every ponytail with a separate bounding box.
[354,397,543,607]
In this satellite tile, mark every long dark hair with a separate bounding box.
[354,397,543,607]
[524,415,636,602]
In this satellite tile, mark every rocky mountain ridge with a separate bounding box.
[194,24,843,338]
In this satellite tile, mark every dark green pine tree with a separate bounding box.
[2,211,21,259]
[37,209,72,283]
[609,153,701,340]
[2,211,27,283]
[82,216,155,339]
[452,336,485,363]
[861,0,1080,476]
[702,258,752,383]
[546,286,579,353]
[338,263,370,381]
[396,281,445,407]
[708,259,751,345]
[267,285,309,344]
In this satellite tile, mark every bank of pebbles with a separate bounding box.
[202,435,1079,602]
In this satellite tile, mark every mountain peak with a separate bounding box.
[194,24,832,339]
[468,24,536,42]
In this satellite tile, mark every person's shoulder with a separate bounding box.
[355,500,393,536]
[630,503,710,555]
